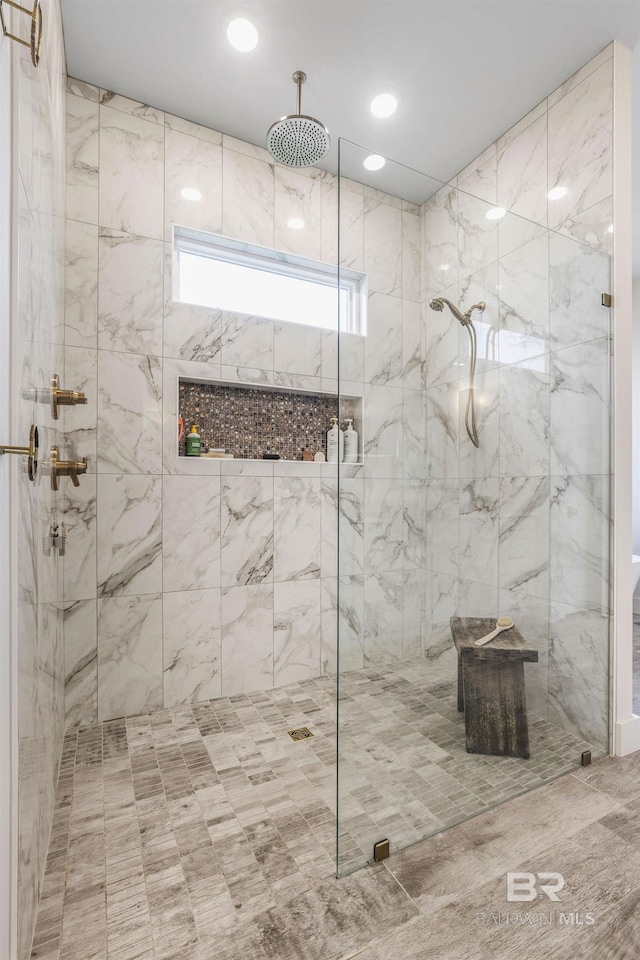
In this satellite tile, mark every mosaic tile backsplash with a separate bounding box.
[178,380,358,460]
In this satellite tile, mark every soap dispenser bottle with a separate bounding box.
[343,419,358,463]
[327,417,344,463]
[186,424,201,457]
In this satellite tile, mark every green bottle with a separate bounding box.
[186,424,201,456]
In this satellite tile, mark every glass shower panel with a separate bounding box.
[336,138,611,878]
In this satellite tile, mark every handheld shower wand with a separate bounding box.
[428,298,486,448]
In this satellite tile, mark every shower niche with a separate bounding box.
[177,377,362,462]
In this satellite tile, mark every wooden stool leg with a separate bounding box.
[457,652,464,712]
[461,659,530,759]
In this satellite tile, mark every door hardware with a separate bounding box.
[0,423,39,480]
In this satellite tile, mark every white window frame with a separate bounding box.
[173,226,367,335]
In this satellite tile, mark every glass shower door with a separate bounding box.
[336,137,612,877]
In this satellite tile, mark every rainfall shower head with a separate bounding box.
[266,71,330,167]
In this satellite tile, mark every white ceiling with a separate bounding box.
[60,1,640,272]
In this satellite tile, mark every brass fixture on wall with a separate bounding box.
[0,423,39,480]
[47,447,87,490]
[50,373,87,420]
[0,0,43,67]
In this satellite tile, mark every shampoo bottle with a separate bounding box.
[327,417,344,463]
[186,424,201,457]
[343,419,358,463]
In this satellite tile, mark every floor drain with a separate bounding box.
[287,727,314,741]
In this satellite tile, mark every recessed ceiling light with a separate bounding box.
[287,218,304,230]
[181,187,202,201]
[607,224,614,234]
[370,93,397,118]
[548,185,568,200]
[363,154,385,171]
[485,206,506,220]
[227,18,258,52]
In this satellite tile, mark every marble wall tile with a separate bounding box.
[364,571,403,665]
[548,232,611,351]
[273,321,321,377]
[363,384,403,480]
[364,198,402,296]
[97,594,163,720]
[99,89,164,124]
[402,209,421,303]
[163,589,221,706]
[164,127,222,239]
[499,362,550,477]
[221,584,274,695]
[402,568,426,659]
[403,388,425,482]
[99,105,164,240]
[364,293,403,385]
[547,44,612,108]
[458,368,499,479]
[457,144,497,205]
[220,312,273,370]
[497,100,547,152]
[97,474,162,598]
[163,294,223,363]
[67,77,100,101]
[321,329,364,382]
[497,588,549,719]
[549,600,609,748]
[324,178,364,271]
[556,196,613,256]
[66,93,99,224]
[98,229,164,354]
[549,474,609,613]
[63,474,97,602]
[320,575,364,673]
[97,351,162,474]
[498,232,549,364]
[403,479,426,571]
[426,480,459,578]
[547,60,612,228]
[163,475,221,592]
[220,476,274,586]
[321,478,364,578]
[364,478,404,574]
[497,113,547,226]
[457,577,499,620]
[64,599,97,727]
[425,571,458,660]
[499,477,550,598]
[273,477,321,581]
[165,112,223,145]
[549,337,609,476]
[426,380,459,480]
[64,345,98,471]
[274,166,322,259]
[457,191,499,281]
[459,478,499,586]
[497,209,546,260]
[402,300,423,390]
[425,279,459,387]
[65,218,97,347]
[459,261,500,375]
[423,186,457,291]
[222,148,275,248]
[274,580,322,685]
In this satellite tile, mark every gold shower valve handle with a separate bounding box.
[47,446,87,490]
[0,423,39,480]
[50,373,87,420]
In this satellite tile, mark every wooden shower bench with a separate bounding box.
[450,617,538,760]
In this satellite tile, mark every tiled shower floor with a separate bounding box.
[31,659,592,960]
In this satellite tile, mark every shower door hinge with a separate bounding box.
[601,293,612,307]
[373,838,390,862]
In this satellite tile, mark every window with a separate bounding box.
[174,227,367,335]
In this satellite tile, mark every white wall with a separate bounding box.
[632,277,640,559]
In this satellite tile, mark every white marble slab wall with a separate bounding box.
[14,1,68,956]
[63,80,425,724]
[422,46,613,751]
